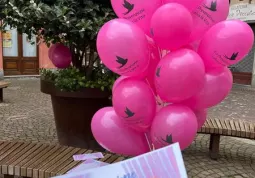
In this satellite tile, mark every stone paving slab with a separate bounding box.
[208,84,255,122]
[0,78,254,178]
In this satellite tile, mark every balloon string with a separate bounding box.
[158,47,163,59]
[144,132,153,152]
[145,78,157,98]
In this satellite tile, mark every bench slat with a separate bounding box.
[56,150,93,175]
[239,121,246,138]
[224,120,232,136]
[219,119,228,135]
[38,147,74,178]
[104,154,121,164]
[1,143,31,175]
[32,146,68,178]
[204,120,210,133]
[210,119,219,134]
[0,141,5,147]
[21,144,55,177]
[215,119,223,135]
[0,142,24,174]
[244,122,251,138]
[10,143,44,175]
[207,119,215,134]
[3,143,37,175]
[43,148,81,178]
[234,120,241,137]
[229,120,237,136]
[112,156,126,163]
[14,144,47,176]
[0,81,10,88]
[250,123,255,139]
[50,149,88,177]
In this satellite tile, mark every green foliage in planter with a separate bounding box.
[1,0,118,91]
[40,67,118,92]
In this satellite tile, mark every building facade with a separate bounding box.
[0,0,255,86]
[228,0,255,85]
[0,29,55,76]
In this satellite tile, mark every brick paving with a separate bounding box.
[0,78,255,178]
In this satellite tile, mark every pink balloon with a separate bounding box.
[150,104,198,150]
[50,43,72,69]
[144,37,161,94]
[182,67,233,110]
[162,0,204,11]
[113,78,156,132]
[155,49,205,103]
[150,3,193,50]
[97,19,150,77]
[190,40,201,52]
[194,109,208,130]
[156,104,164,113]
[48,44,58,60]
[91,107,149,156]
[112,76,129,93]
[110,0,162,36]
[198,20,254,69]
[189,0,229,43]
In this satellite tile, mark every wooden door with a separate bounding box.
[2,27,39,75]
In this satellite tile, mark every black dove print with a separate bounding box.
[116,56,128,69]
[224,52,239,61]
[123,0,134,15]
[156,67,161,77]
[161,134,174,145]
[154,134,174,146]
[203,1,217,12]
[125,107,135,118]
[150,28,154,37]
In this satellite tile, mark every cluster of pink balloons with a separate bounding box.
[92,0,254,156]
[48,43,72,69]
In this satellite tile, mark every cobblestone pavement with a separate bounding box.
[0,78,255,178]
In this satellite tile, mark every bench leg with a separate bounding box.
[209,134,220,160]
[0,88,3,102]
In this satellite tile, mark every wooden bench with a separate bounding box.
[198,118,255,160]
[0,81,10,102]
[0,141,127,178]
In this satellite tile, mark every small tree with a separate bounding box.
[1,0,117,91]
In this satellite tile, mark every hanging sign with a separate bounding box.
[228,3,255,21]
[2,31,12,48]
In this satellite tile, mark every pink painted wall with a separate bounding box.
[0,33,3,69]
[39,43,56,69]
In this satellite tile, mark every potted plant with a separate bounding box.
[1,0,118,149]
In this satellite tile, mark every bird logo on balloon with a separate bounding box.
[154,134,174,146]
[150,28,154,37]
[224,52,239,61]
[122,0,134,15]
[125,107,135,118]
[162,134,174,144]
[116,56,128,69]
[203,1,217,12]
[156,67,161,77]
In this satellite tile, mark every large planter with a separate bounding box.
[40,79,111,150]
